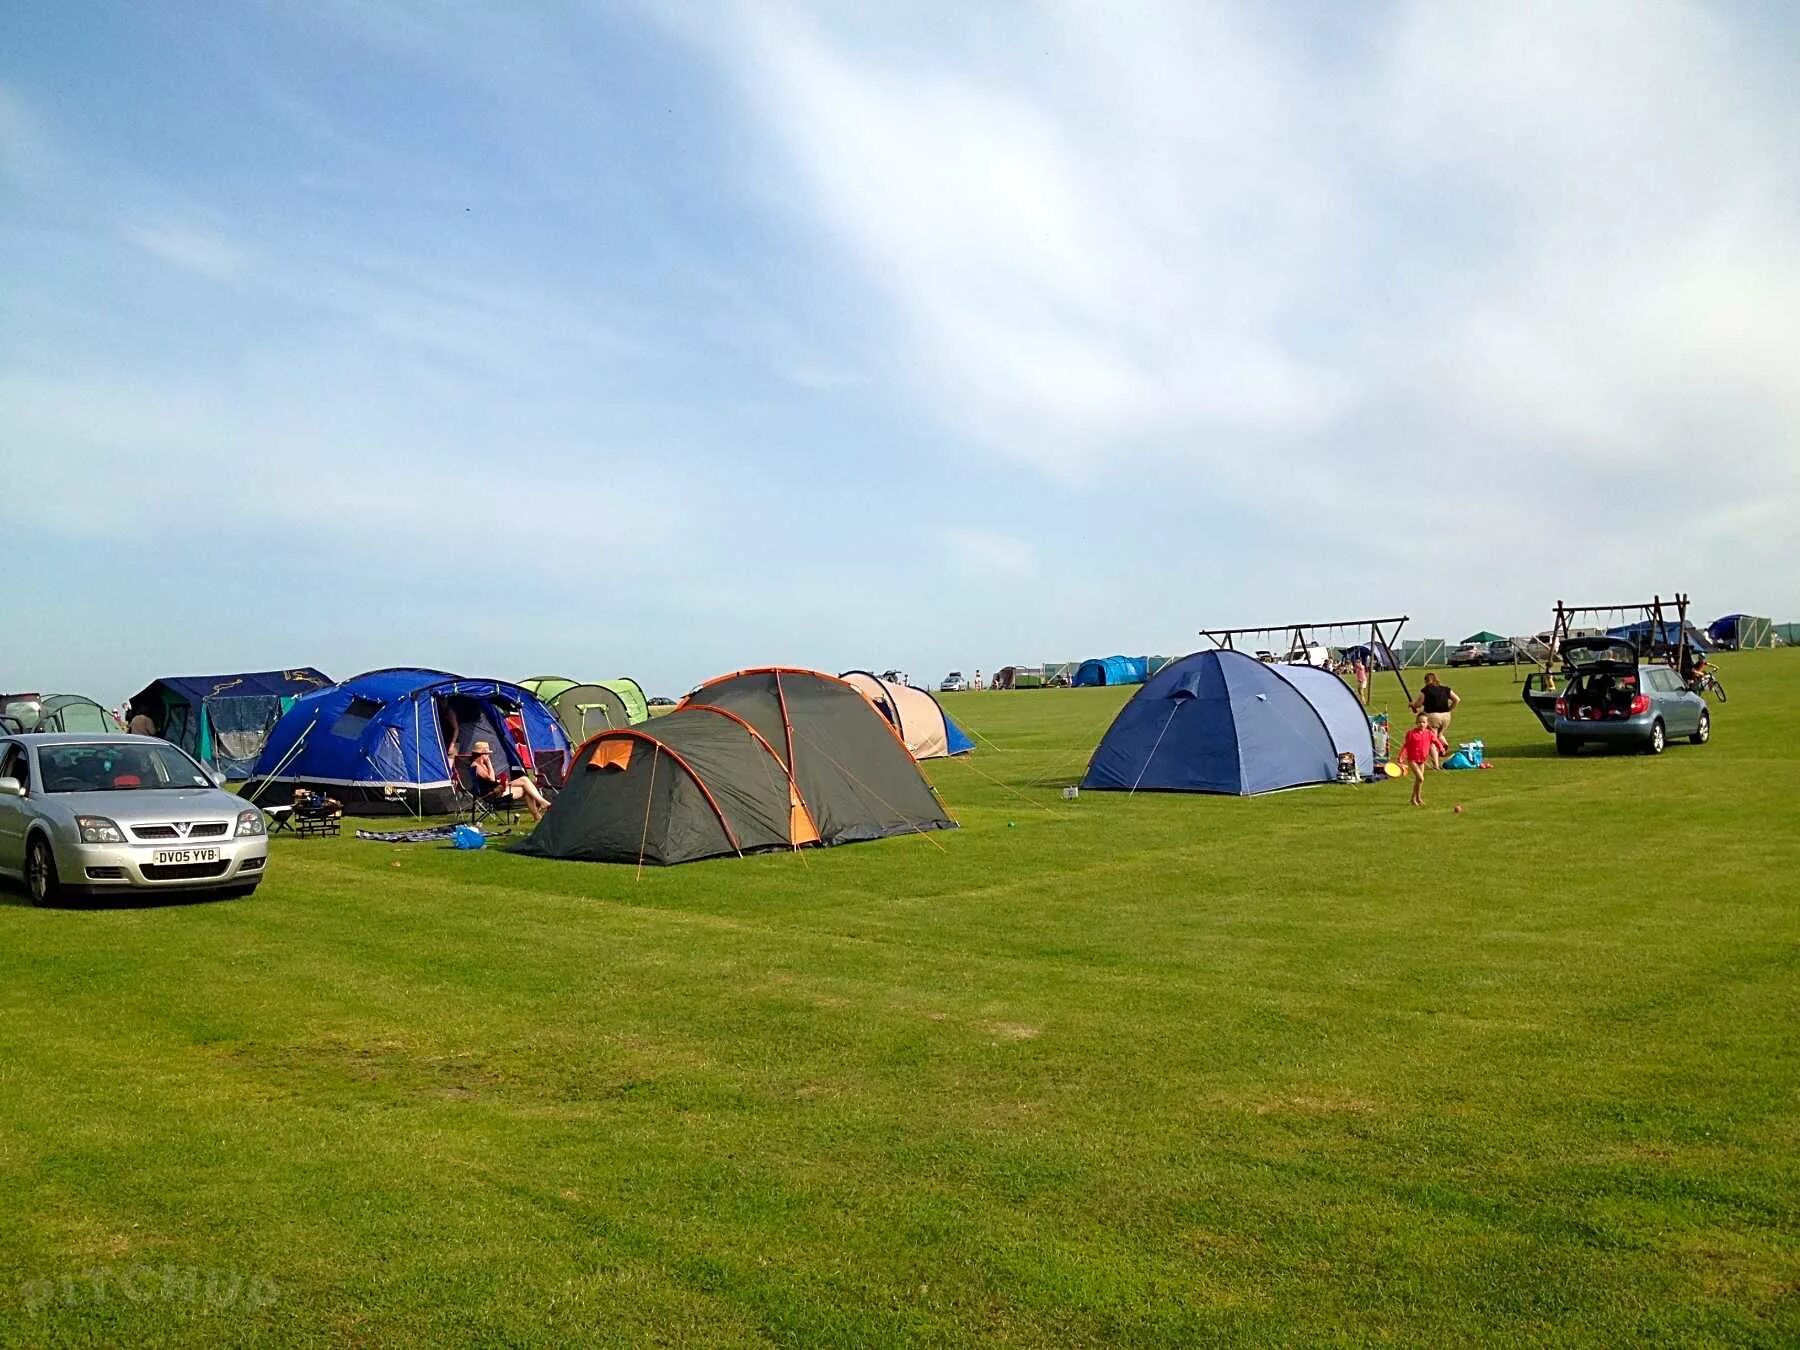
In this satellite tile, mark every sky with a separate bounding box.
[4,1,1798,703]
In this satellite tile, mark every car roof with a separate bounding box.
[12,732,167,746]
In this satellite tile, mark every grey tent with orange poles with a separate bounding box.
[514,668,956,866]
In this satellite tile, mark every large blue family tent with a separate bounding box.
[128,668,332,779]
[1083,650,1373,796]
[1339,641,1398,671]
[242,668,571,814]
[1072,655,1150,687]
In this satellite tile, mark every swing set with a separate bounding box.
[1196,615,1414,704]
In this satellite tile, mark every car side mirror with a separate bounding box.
[206,768,226,788]
[0,776,22,797]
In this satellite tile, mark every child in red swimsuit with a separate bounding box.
[1401,714,1445,807]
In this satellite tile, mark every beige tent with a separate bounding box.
[839,671,973,760]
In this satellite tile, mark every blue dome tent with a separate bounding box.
[243,668,571,814]
[1072,655,1150,687]
[1082,650,1373,796]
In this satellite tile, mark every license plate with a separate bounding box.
[153,848,220,865]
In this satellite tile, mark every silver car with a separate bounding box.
[0,734,269,904]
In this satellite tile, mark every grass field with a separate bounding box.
[2,656,1797,1345]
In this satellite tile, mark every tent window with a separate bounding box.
[331,696,384,740]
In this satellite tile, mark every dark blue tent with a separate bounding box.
[1072,655,1150,687]
[1339,642,1398,671]
[242,668,570,814]
[1083,650,1373,796]
[128,668,332,779]
[1605,620,1709,655]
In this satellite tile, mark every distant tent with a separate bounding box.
[1340,642,1398,671]
[31,694,116,734]
[1605,620,1709,655]
[1706,614,1772,650]
[597,678,649,725]
[515,668,955,866]
[1775,622,1800,647]
[840,671,973,759]
[244,668,570,813]
[1083,650,1373,796]
[1461,631,1505,645]
[521,677,633,741]
[129,668,332,779]
[1072,655,1150,688]
[993,665,1045,690]
[521,676,648,730]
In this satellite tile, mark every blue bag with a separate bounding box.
[451,824,487,850]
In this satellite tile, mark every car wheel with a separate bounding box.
[1646,719,1666,755]
[1691,710,1710,745]
[25,835,62,906]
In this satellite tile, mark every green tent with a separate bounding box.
[33,694,116,733]
[597,677,649,725]
[1774,623,1799,647]
[520,675,649,740]
[515,668,955,866]
[1461,631,1505,645]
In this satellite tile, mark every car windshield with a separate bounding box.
[37,743,213,793]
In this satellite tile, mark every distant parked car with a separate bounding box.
[1447,643,1486,667]
[940,672,968,692]
[0,733,269,904]
[1485,640,1523,665]
[1522,638,1710,756]
[647,696,675,707]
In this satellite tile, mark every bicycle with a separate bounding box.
[1688,667,1727,703]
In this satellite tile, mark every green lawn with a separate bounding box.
[2,656,1796,1345]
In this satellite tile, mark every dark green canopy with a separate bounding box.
[1462,631,1505,644]
[516,668,955,867]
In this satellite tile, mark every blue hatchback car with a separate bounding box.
[1523,638,1710,756]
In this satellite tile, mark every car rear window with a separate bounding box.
[1564,642,1637,668]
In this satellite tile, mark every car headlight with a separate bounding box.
[235,809,267,838]
[75,816,126,844]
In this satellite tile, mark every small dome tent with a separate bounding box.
[1083,650,1373,796]
[839,671,973,760]
[128,668,332,779]
[1072,655,1150,687]
[30,694,116,733]
[515,668,955,866]
[244,669,570,814]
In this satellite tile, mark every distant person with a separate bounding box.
[973,669,983,691]
[1351,656,1370,705]
[126,709,157,737]
[1411,674,1459,767]
[1401,714,1444,807]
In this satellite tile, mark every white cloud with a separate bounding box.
[687,0,1800,544]
[124,222,253,282]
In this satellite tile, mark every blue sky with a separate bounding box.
[5,1,1798,703]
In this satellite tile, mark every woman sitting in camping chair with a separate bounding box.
[461,740,551,823]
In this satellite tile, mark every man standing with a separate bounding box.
[1411,673,1460,769]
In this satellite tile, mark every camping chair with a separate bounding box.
[461,762,521,831]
